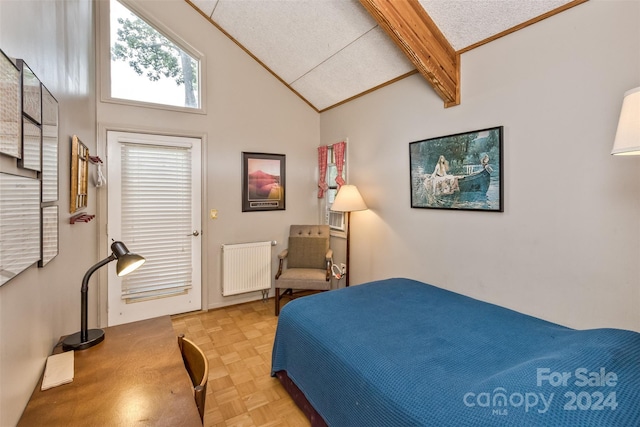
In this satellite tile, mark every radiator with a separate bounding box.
[222,241,272,296]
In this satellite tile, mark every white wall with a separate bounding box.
[321,0,640,332]
[2,0,638,424]
[95,0,320,315]
[1,0,320,423]
[0,1,97,425]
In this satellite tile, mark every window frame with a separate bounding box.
[321,145,347,237]
[98,0,207,114]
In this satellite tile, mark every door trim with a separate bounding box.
[96,123,208,327]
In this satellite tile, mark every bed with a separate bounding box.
[271,278,640,426]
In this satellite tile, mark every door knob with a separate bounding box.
[187,231,200,237]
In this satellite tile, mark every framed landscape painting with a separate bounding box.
[409,126,503,212]
[242,152,285,212]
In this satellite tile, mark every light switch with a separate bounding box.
[210,209,218,219]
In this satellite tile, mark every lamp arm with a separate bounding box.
[80,253,116,342]
[81,254,116,293]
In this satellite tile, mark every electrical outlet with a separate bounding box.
[341,263,346,274]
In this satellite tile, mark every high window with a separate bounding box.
[109,0,201,110]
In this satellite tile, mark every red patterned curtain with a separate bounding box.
[333,141,346,189]
[317,145,329,198]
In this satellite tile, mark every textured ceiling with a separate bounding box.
[188,0,580,111]
[420,0,573,51]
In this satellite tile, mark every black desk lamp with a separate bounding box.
[62,241,145,351]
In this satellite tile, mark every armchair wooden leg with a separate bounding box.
[275,287,280,316]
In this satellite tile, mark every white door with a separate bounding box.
[107,131,202,326]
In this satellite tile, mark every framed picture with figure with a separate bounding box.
[409,126,503,212]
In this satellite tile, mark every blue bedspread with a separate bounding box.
[271,278,640,426]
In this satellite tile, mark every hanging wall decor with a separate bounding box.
[0,173,41,286]
[17,60,43,172]
[70,135,89,213]
[409,126,504,212]
[41,86,59,202]
[20,116,41,172]
[241,152,286,212]
[0,53,60,278]
[39,205,59,267]
[0,50,21,158]
[17,59,41,124]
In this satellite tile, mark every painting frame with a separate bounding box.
[409,126,504,212]
[0,49,22,159]
[242,152,286,212]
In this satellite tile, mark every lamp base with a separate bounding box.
[62,329,105,351]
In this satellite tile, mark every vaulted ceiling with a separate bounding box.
[186,0,587,112]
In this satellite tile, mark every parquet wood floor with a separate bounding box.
[171,299,310,427]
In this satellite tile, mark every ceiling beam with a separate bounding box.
[359,0,459,107]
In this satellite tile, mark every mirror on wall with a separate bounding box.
[39,205,59,267]
[41,86,59,202]
[0,50,21,159]
[0,52,61,280]
[0,173,41,286]
[20,116,41,172]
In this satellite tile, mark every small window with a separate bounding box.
[109,0,200,109]
[328,210,345,231]
[324,147,346,231]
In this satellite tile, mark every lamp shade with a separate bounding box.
[111,241,146,276]
[331,185,367,212]
[612,86,640,156]
[116,254,145,276]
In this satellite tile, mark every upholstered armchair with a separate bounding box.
[274,225,333,315]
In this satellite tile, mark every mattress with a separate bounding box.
[271,278,640,426]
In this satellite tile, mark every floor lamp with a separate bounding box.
[611,87,640,156]
[331,185,368,287]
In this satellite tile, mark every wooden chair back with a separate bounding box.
[178,334,209,423]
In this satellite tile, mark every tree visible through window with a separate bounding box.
[110,0,200,109]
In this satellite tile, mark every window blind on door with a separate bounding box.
[119,142,193,303]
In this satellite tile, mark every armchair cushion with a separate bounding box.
[277,268,331,290]
[286,236,329,269]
